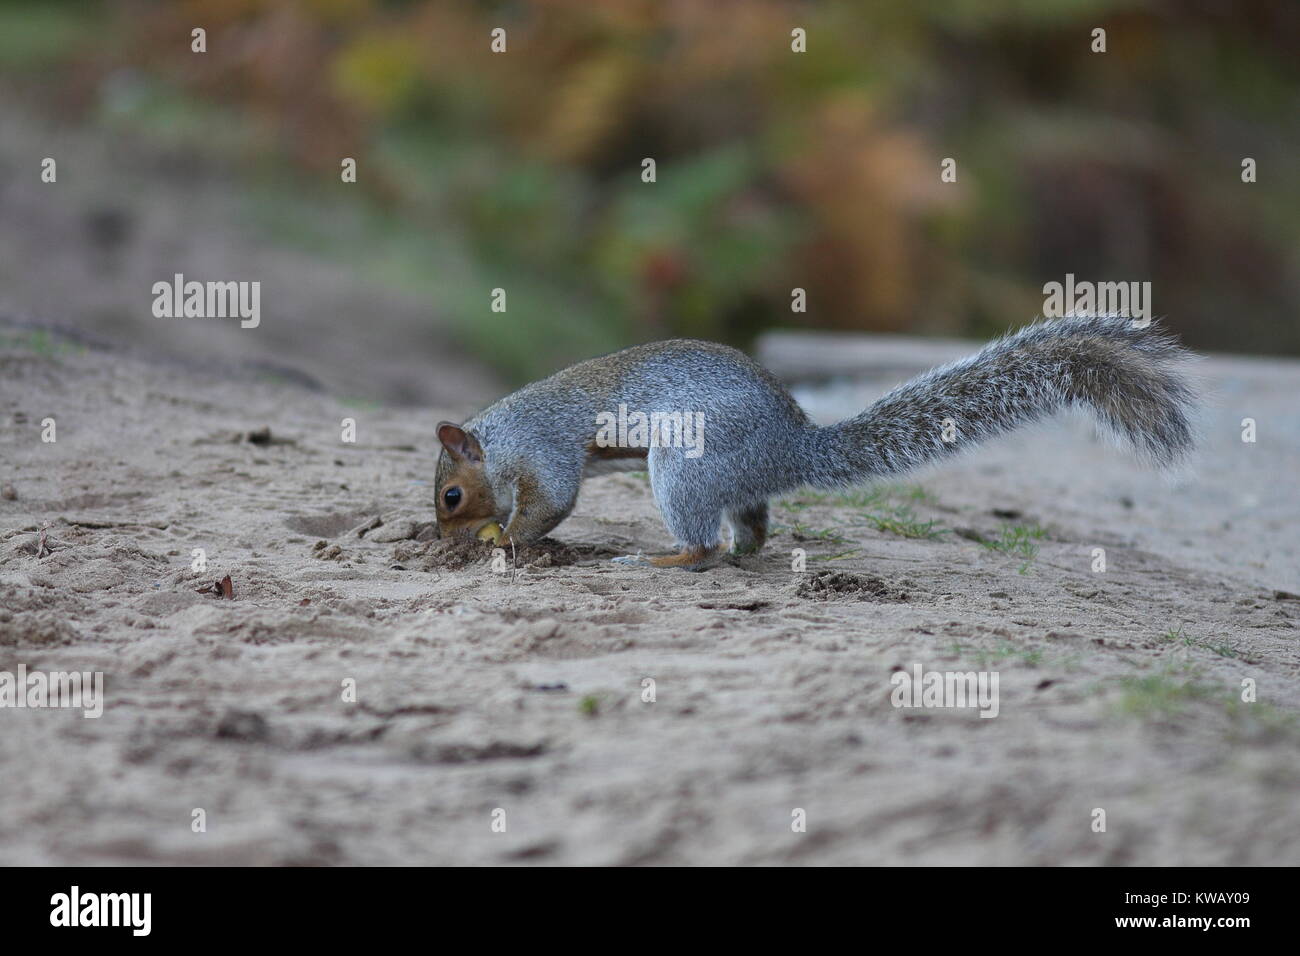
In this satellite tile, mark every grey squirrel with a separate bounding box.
[435,315,1197,568]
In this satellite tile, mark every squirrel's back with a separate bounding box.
[469,338,812,449]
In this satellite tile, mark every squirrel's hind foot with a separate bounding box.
[610,552,650,567]
[611,546,717,571]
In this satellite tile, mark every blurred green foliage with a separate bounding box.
[3,0,1298,381]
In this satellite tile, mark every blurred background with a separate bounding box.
[1,0,1297,405]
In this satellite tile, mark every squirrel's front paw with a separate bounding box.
[611,552,651,566]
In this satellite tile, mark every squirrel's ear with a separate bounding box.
[436,421,484,463]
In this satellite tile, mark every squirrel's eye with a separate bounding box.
[443,486,463,510]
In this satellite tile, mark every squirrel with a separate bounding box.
[435,315,1197,568]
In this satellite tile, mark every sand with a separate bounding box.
[2,318,1297,866]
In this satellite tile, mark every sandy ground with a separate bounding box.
[2,317,1298,866]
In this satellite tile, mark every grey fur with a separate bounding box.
[437,316,1198,553]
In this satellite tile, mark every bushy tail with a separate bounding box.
[805,315,1198,487]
